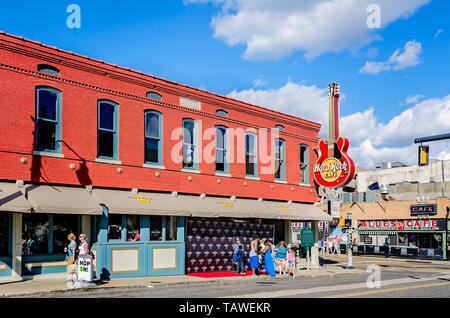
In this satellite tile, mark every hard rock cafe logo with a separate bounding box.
[314,158,349,183]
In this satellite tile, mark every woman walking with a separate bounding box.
[65,233,77,282]
[78,233,89,256]
[263,241,276,277]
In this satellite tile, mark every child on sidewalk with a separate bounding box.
[287,247,295,278]
[235,245,245,275]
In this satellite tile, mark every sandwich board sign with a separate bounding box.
[78,255,93,282]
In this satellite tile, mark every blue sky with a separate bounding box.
[1,0,449,168]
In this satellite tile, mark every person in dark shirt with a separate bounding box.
[235,245,245,275]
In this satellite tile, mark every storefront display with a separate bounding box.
[185,218,274,273]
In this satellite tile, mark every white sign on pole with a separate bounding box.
[331,201,341,218]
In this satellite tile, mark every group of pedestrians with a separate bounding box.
[65,232,91,282]
[233,236,296,278]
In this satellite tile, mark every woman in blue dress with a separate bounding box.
[263,241,276,277]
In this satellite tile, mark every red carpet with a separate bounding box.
[187,271,268,278]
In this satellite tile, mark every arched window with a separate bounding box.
[38,64,60,76]
[98,100,119,160]
[275,125,285,131]
[274,138,285,181]
[182,118,198,170]
[145,110,163,165]
[245,133,258,177]
[300,144,309,184]
[215,125,228,174]
[216,109,228,117]
[35,87,61,152]
[146,92,162,101]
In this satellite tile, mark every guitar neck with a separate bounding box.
[327,83,340,157]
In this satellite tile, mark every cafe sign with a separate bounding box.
[358,219,444,231]
[410,204,437,216]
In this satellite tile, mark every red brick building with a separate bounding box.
[0,32,330,280]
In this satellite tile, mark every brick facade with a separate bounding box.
[0,32,321,203]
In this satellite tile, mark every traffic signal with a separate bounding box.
[418,145,429,166]
[344,219,352,228]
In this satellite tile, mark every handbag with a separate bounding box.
[88,250,95,260]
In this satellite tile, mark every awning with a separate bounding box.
[0,182,33,213]
[93,189,226,217]
[23,184,103,215]
[245,200,333,221]
[92,188,331,221]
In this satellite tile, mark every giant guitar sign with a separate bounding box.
[314,83,355,188]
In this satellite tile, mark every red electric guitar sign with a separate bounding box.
[313,83,355,188]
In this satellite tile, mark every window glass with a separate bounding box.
[183,120,195,168]
[150,216,163,241]
[183,121,194,145]
[38,90,57,120]
[38,64,60,76]
[0,214,9,256]
[275,139,284,179]
[388,234,397,246]
[216,110,228,117]
[398,233,407,246]
[216,127,226,172]
[108,214,122,240]
[37,120,57,151]
[22,214,49,255]
[126,215,141,241]
[246,134,257,176]
[147,92,162,101]
[165,216,178,241]
[145,112,161,164]
[145,112,160,139]
[275,125,285,131]
[53,215,79,255]
[98,131,114,158]
[145,139,159,163]
[99,103,115,131]
[300,145,309,183]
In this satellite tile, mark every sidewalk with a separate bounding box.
[0,265,363,297]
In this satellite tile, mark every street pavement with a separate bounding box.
[2,254,450,298]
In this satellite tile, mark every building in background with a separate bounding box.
[0,32,331,281]
[320,159,449,259]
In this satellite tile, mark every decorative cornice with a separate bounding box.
[0,62,320,144]
[0,31,321,133]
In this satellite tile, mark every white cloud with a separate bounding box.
[252,77,268,88]
[359,40,422,74]
[404,94,425,105]
[434,29,444,38]
[185,0,430,60]
[227,82,450,169]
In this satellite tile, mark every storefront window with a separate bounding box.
[407,233,418,248]
[398,233,407,246]
[432,233,442,249]
[165,216,178,241]
[22,214,49,255]
[108,214,123,240]
[388,234,397,246]
[150,216,162,241]
[53,215,79,255]
[126,215,141,241]
[0,213,9,256]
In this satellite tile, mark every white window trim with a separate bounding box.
[142,164,166,170]
[95,158,122,165]
[32,151,64,158]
